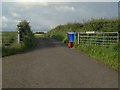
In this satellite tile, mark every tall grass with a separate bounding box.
[46,18,119,70]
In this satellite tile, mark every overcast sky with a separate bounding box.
[1,2,118,32]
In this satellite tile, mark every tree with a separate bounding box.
[16,20,35,48]
[17,20,33,41]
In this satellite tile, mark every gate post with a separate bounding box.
[78,32,80,44]
[103,32,104,45]
[117,32,119,43]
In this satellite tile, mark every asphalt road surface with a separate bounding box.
[2,38,118,88]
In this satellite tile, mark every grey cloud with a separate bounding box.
[2,2,118,32]
[54,6,75,11]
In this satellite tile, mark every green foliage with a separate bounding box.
[2,43,25,57]
[82,18,118,32]
[18,20,31,32]
[22,33,36,49]
[17,20,36,48]
[47,22,82,43]
[47,18,118,42]
[46,18,119,70]
[76,44,118,70]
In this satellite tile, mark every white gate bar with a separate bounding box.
[117,32,119,43]
[18,30,20,44]
[78,31,118,45]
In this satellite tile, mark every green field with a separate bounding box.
[2,31,17,45]
[2,31,22,57]
[2,31,36,57]
[34,33,46,38]
[46,18,119,70]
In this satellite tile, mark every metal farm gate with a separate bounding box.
[77,31,119,45]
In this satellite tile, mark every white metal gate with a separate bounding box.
[77,31,119,45]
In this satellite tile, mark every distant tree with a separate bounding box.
[35,32,45,34]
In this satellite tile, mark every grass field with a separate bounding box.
[34,33,46,38]
[2,31,36,57]
[2,31,17,45]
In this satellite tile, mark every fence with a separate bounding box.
[77,31,119,45]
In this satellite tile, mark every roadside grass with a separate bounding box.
[2,43,25,57]
[46,18,119,70]
[76,43,118,70]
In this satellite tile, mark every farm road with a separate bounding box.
[2,38,118,88]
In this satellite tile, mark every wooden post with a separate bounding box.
[78,32,80,44]
[18,30,20,44]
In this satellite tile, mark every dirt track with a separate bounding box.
[2,38,118,88]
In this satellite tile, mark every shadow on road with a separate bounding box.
[35,37,67,50]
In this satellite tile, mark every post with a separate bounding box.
[103,32,104,45]
[18,30,20,44]
[117,32,119,43]
[78,32,80,44]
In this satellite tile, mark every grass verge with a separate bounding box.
[75,43,118,70]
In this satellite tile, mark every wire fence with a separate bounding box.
[77,31,119,45]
